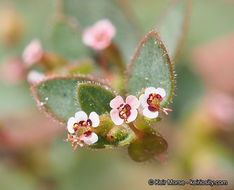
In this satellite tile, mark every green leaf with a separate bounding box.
[62,0,139,63]
[77,82,115,115]
[128,113,168,162]
[126,31,175,106]
[46,17,90,60]
[128,133,168,162]
[157,0,191,59]
[31,76,104,122]
[68,60,94,75]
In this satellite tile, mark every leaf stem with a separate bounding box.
[128,122,144,140]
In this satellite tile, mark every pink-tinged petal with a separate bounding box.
[126,95,140,109]
[81,132,98,145]
[145,87,157,96]
[110,96,124,109]
[143,108,159,119]
[127,109,138,123]
[67,117,76,133]
[94,19,116,38]
[110,109,124,125]
[155,88,166,98]
[139,94,148,108]
[89,112,100,127]
[75,111,88,122]
[82,28,95,46]
[22,39,43,67]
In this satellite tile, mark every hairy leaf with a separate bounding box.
[128,133,168,162]
[77,82,115,115]
[31,76,102,122]
[126,31,175,106]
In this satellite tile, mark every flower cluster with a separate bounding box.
[65,111,100,151]
[65,87,172,150]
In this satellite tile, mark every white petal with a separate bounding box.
[143,108,159,119]
[110,109,124,125]
[89,112,100,127]
[82,132,98,145]
[67,117,76,133]
[127,109,138,123]
[145,87,157,96]
[155,88,166,98]
[110,96,124,109]
[126,95,140,109]
[75,111,88,122]
[139,94,148,108]
[27,70,44,84]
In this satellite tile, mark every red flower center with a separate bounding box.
[72,123,79,132]
[147,93,163,112]
[78,119,92,127]
[118,104,131,120]
[73,119,92,132]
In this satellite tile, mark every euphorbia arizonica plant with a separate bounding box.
[30,0,191,162]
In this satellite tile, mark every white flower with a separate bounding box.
[110,95,140,125]
[65,111,100,150]
[67,111,100,134]
[139,87,172,119]
[27,70,45,84]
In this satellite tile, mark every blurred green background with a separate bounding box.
[0,0,233,189]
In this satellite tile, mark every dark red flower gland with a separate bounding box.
[79,119,92,127]
[105,135,114,142]
[72,123,79,132]
[147,93,163,112]
[73,119,93,132]
[83,131,92,137]
[118,104,131,120]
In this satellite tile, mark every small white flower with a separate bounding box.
[139,87,172,119]
[27,70,45,84]
[67,111,100,134]
[65,111,100,150]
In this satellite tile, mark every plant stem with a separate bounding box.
[128,122,144,140]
